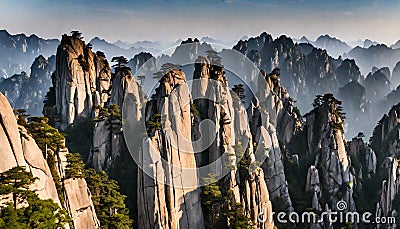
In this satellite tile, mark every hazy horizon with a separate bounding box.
[1,0,400,46]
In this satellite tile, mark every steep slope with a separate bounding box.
[302,94,356,227]
[0,92,60,204]
[53,34,111,130]
[0,92,100,229]
[191,55,275,227]
[138,69,205,229]
[90,66,142,171]
[370,103,400,223]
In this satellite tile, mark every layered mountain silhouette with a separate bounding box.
[1,30,400,229]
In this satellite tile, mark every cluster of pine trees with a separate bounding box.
[0,109,133,228]
[0,167,70,228]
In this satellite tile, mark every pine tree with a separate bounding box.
[70,30,83,39]
[0,166,37,210]
[85,168,133,228]
[26,116,65,153]
[13,109,30,126]
[224,190,252,229]
[201,173,225,228]
[111,56,129,69]
[0,167,71,228]
[152,63,181,79]
[65,153,86,179]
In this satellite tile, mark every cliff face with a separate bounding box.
[90,67,142,171]
[0,92,60,204]
[191,56,275,228]
[0,72,28,107]
[0,92,100,229]
[55,147,101,229]
[303,94,357,226]
[249,69,301,212]
[369,103,400,223]
[54,34,111,130]
[138,69,205,229]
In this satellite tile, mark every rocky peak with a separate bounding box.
[0,55,55,116]
[127,52,155,74]
[303,94,357,226]
[53,33,111,130]
[336,58,362,85]
[313,34,351,58]
[392,61,400,87]
[138,68,205,229]
[233,32,273,56]
[364,69,391,102]
[192,56,277,226]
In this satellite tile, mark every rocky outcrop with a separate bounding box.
[56,147,101,229]
[247,97,293,212]
[239,68,302,213]
[392,61,400,88]
[0,92,60,204]
[364,69,391,103]
[369,103,400,225]
[335,59,362,86]
[54,34,111,130]
[128,52,156,74]
[89,67,142,171]
[0,92,100,229]
[348,135,377,179]
[304,94,357,225]
[256,69,301,144]
[138,69,204,229]
[191,56,275,227]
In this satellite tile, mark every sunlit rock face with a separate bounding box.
[0,92,60,205]
[138,69,205,229]
[54,34,111,130]
[0,92,100,229]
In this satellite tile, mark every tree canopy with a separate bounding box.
[0,166,70,228]
[111,56,129,69]
[85,168,133,228]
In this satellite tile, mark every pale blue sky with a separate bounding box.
[1,0,399,45]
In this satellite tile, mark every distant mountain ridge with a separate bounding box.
[0,29,59,79]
